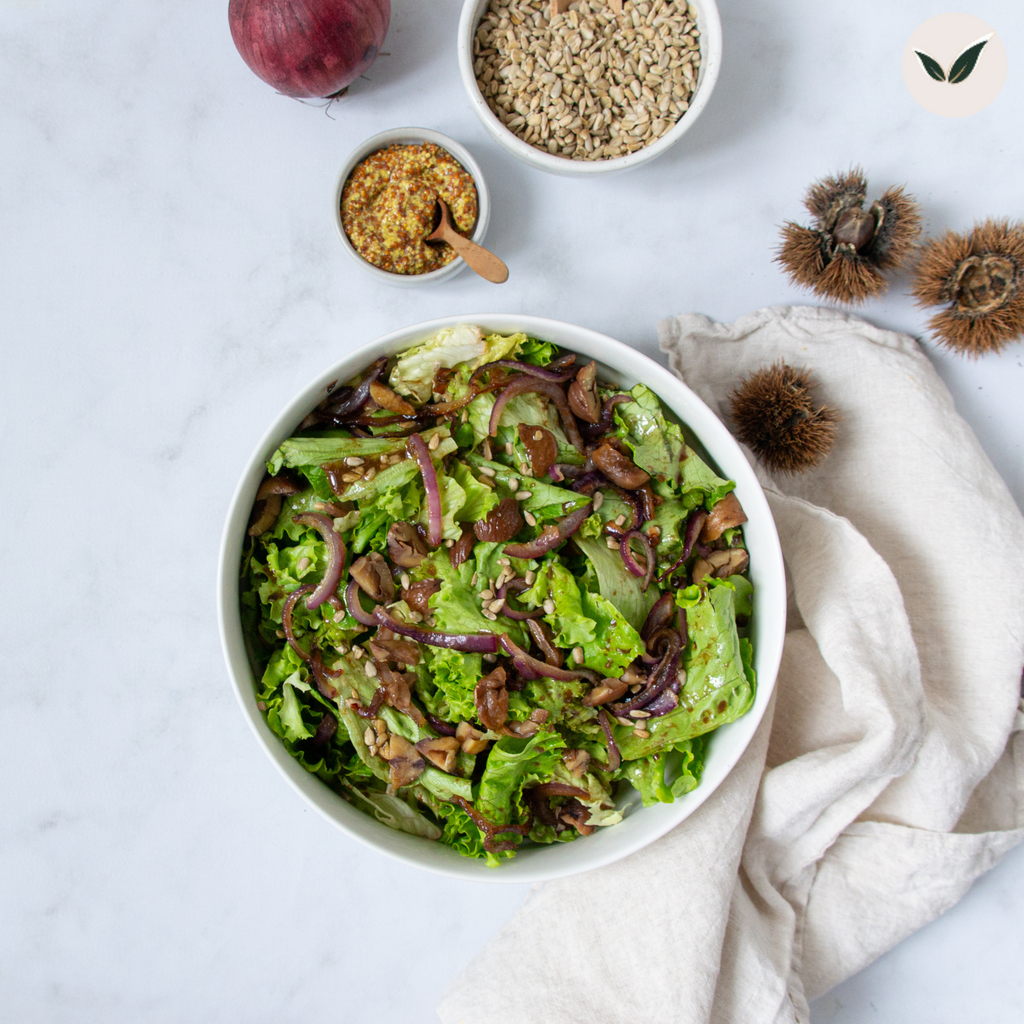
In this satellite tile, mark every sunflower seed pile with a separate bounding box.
[473,0,702,161]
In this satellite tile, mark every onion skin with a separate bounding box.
[373,606,498,654]
[488,376,585,451]
[228,0,391,100]
[498,635,600,684]
[503,501,592,559]
[407,433,443,548]
[292,512,346,609]
[345,578,378,627]
[620,528,654,590]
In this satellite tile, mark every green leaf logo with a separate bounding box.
[915,33,994,85]
[914,50,946,81]
[948,35,992,83]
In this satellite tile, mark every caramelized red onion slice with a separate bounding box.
[425,712,458,737]
[527,782,590,799]
[309,647,338,700]
[488,376,585,451]
[450,795,532,853]
[281,584,316,663]
[504,501,593,559]
[548,463,583,482]
[580,393,634,439]
[292,512,346,610]
[620,529,655,591]
[498,635,600,684]
[641,592,677,645]
[597,709,621,772]
[309,357,388,425]
[613,634,681,715]
[656,507,708,584]
[373,606,498,654]
[496,578,545,620]
[485,359,577,382]
[407,433,442,548]
[345,579,379,627]
[643,688,680,718]
[354,686,387,719]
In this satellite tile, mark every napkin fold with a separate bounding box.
[439,306,1024,1024]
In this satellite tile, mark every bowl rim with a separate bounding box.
[331,127,491,285]
[217,314,786,883]
[456,0,723,176]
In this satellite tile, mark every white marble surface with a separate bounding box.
[2,0,1022,1020]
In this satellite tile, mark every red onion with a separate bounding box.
[643,688,680,718]
[597,709,621,771]
[281,584,316,662]
[228,0,391,100]
[407,433,442,548]
[580,393,634,439]
[504,502,592,559]
[373,606,498,654]
[527,782,590,799]
[656,508,708,583]
[449,795,532,853]
[292,512,346,609]
[309,647,339,699]
[306,357,387,427]
[620,529,655,591]
[354,685,386,719]
[483,360,577,382]
[548,463,583,482]
[345,578,378,627]
[488,377,585,451]
[496,579,545,621]
[498,636,600,684]
[641,593,676,645]
[613,634,681,715]
[425,712,458,737]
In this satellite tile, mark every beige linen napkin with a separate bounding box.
[439,305,1024,1024]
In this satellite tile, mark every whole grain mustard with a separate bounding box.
[341,143,478,275]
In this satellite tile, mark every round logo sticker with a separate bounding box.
[902,13,1006,117]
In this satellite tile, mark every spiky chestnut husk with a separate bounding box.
[729,363,839,475]
[911,220,1024,357]
[776,168,922,304]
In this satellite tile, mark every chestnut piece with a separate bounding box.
[591,443,650,489]
[474,497,524,543]
[387,521,429,568]
[368,381,415,415]
[474,666,509,731]
[401,578,440,617]
[582,677,630,706]
[699,492,748,542]
[517,423,559,478]
[567,361,601,423]
[415,736,461,774]
[349,552,395,603]
[450,526,476,568]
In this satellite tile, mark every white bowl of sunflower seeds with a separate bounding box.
[458,0,721,177]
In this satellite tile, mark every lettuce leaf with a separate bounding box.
[615,582,755,759]
[426,647,481,721]
[621,738,705,806]
[575,535,659,633]
[476,726,566,826]
[341,781,442,839]
[389,326,528,404]
[613,383,686,482]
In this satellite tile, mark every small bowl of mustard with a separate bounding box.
[333,127,492,287]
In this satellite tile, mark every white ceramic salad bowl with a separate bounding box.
[217,315,785,883]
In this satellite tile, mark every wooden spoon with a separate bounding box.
[426,199,508,284]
